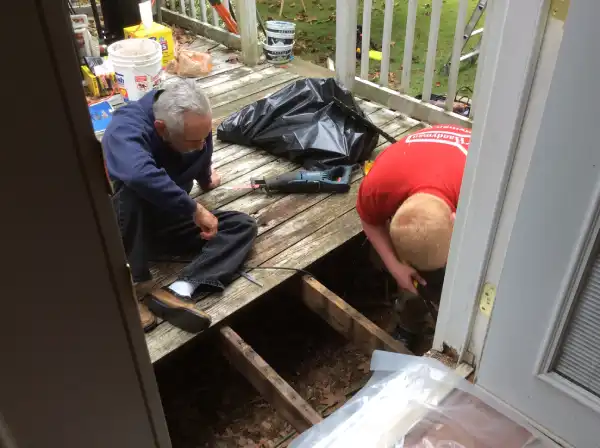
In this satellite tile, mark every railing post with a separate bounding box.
[422,0,443,102]
[400,0,418,92]
[446,0,469,111]
[238,0,260,66]
[379,0,395,87]
[200,0,208,23]
[360,0,373,80]
[335,0,358,90]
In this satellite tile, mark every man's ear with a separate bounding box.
[154,120,167,138]
[451,212,456,222]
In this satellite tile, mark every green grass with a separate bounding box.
[256,0,483,98]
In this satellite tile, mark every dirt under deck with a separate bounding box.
[154,238,433,448]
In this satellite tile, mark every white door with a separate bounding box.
[476,1,600,446]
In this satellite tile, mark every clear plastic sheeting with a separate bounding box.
[291,352,555,448]
[216,78,379,169]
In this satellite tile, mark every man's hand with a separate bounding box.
[194,204,218,240]
[203,168,221,191]
[389,262,426,295]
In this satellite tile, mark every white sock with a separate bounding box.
[168,281,195,298]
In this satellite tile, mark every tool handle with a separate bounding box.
[332,97,398,144]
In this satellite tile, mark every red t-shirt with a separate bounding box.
[357,124,471,225]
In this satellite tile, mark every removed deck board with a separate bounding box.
[143,35,427,362]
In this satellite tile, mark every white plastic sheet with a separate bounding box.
[291,352,555,448]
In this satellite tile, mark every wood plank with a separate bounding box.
[146,209,364,362]
[211,143,256,168]
[144,116,420,295]
[245,181,361,266]
[220,326,322,432]
[211,72,300,109]
[143,118,421,312]
[207,209,364,323]
[193,159,298,208]
[204,66,287,98]
[196,64,271,90]
[212,79,300,124]
[192,151,277,195]
[301,276,411,355]
[355,98,381,115]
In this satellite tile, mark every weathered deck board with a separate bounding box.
[146,209,364,362]
[145,120,424,361]
[211,72,300,109]
[203,66,289,98]
[143,34,427,362]
[142,117,419,289]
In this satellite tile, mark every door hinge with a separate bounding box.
[550,0,569,22]
[479,283,496,317]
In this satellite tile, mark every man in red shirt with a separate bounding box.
[357,124,470,294]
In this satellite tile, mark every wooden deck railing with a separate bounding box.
[343,0,485,118]
[159,0,260,65]
[158,0,483,125]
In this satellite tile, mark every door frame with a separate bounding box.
[433,0,554,363]
[0,1,171,446]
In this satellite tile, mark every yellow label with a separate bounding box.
[364,160,374,175]
[123,23,175,66]
[479,283,496,317]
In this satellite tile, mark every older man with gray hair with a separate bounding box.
[103,78,257,333]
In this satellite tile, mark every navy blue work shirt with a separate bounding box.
[102,91,212,216]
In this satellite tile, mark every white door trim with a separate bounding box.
[433,0,552,361]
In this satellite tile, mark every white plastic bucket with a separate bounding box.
[265,21,295,46]
[263,43,294,64]
[108,38,163,102]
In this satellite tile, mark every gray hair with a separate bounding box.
[153,77,212,135]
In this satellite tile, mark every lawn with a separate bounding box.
[256,0,483,98]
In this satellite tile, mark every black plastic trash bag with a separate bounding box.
[216,78,379,169]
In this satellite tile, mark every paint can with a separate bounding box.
[265,20,295,46]
[263,43,294,65]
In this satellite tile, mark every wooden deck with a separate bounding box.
[143,36,427,363]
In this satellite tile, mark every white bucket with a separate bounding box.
[265,21,296,46]
[108,38,163,102]
[263,43,294,65]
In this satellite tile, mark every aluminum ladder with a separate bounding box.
[442,0,487,75]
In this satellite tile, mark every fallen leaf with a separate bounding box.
[436,81,441,87]
[390,41,396,47]
[357,361,370,373]
[307,15,318,23]
[289,2,296,7]
[327,12,336,21]
[320,392,345,407]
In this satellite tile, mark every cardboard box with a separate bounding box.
[123,22,175,67]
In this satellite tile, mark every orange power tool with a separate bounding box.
[208,0,238,34]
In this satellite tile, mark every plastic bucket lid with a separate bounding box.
[265,21,296,33]
[108,39,162,66]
